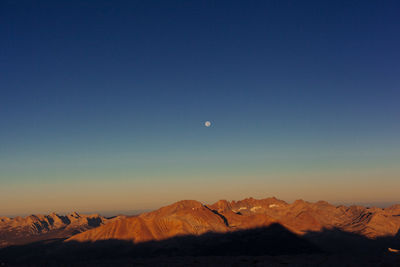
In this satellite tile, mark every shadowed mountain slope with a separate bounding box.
[1,224,400,266]
[0,224,321,265]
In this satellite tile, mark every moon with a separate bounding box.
[204,121,211,127]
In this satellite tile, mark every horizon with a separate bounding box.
[2,196,399,218]
[1,0,400,216]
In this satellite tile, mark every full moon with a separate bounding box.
[204,121,211,127]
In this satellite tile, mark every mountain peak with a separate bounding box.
[160,200,204,212]
[174,200,204,208]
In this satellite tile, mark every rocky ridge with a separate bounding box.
[0,212,109,247]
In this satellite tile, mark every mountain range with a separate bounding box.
[2,197,400,247]
[0,212,110,248]
[65,197,400,244]
[1,197,400,265]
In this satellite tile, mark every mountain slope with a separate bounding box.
[0,212,108,247]
[66,197,400,245]
[68,200,239,243]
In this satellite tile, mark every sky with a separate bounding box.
[1,0,400,216]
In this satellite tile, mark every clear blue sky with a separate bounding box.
[1,0,399,215]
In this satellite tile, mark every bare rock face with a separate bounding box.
[0,212,108,247]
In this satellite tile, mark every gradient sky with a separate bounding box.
[1,0,400,216]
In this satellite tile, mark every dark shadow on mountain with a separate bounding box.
[0,223,399,266]
[395,228,400,239]
[303,227,400,255]
[204,205,229,226]
[0,223,319,265]
[86,217,104,227]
